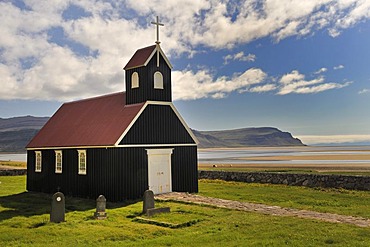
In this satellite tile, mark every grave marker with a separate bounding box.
[94,195,107,219]
[142,190,155,214]
[50,192,65,223]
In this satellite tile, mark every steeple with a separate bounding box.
[123,16,173,105]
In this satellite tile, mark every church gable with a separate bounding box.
[118,103,197,146]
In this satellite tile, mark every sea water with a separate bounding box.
[0,153,27,162]
[198,146,370,165]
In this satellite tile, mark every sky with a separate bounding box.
[1,0,370,145]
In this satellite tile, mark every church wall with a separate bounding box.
[120,104,195,145]
[26,145,198,201]
[27,148,146,201]
[171,146,198,193]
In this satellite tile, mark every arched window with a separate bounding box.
[154,71,163,89]
[132,72,139,88]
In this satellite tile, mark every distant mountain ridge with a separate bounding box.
[194,127,305,148]
[0,116,304,152]
[0,116,49,152]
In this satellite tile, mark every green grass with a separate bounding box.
[199,179,370,218]
[1,176,370,246]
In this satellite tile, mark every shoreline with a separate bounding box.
[199,145,370,151]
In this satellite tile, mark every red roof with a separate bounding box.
[27,92,145,148]
[124,45,156,70]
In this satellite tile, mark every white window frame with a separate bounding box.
[154,71,164,89]
[35,151,42,172]
[78,150,87,175]
[55,150,62,174]
[131,72,139,88]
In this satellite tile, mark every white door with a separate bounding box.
[147,149,173,194]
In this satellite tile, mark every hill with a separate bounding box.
[194,127,305,148]
[0,116,49,152]
[0,116,304,152]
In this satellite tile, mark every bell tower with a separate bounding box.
[123,16,173,105]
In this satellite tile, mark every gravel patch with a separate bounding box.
[156,192,370,228]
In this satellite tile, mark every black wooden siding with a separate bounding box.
[27,146,197,202]
[171,146,198,192]
[120,104,195,145]
[125,54,172,105]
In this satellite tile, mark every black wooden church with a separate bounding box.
[26,17,198,202]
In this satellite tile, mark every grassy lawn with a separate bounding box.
[1,176,370,246]
[199,179,370,218]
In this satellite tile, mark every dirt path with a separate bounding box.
[155,192,370,228]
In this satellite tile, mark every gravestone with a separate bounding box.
[50,192,65,223]
[146,207,170,217]
[94,195,107,219]
[142,190,155,214]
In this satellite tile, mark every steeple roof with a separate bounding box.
[123,44,173,70]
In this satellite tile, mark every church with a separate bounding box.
[26,17,199,202]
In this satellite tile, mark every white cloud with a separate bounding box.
[0,1,368,101]
[248,84,277,93]
[125,0,370,48]
[172,67,351,100]
[314,67,328,74]
[172,68,267,100]
[358,88,370,94]
[0,1,143,101]
[279,70,306,85]
[223,51,256,64]
[334,64,345,70]
[277,70,351,95]
[329,0,370,36]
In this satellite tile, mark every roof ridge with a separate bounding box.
[123,102,145,108]
[137,44,156,51]
[64,92,125,105]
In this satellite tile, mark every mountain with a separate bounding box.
[0,116,49,152]
[194,127,305,148]
[0,116,304,152]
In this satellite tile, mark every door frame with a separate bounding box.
[146,148,173,194]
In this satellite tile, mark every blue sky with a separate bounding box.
[1,0,370,145]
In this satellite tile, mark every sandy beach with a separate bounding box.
[198,146,370,173]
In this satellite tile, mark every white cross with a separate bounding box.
[151,16,164,44]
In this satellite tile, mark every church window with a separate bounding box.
[154,71,163,89]
[55,150,62,173]
[35,151,42,172]
[132,72,139,88]
[78,150,87,175]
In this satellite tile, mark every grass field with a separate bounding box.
[1,176,370,246]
